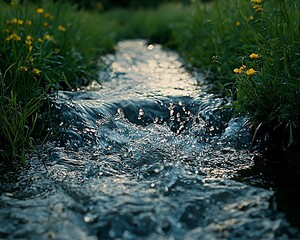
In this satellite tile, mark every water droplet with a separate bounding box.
[147,44,154,50]
[138,108,144,120]
[117,108,124,118]
[83,213,97,223]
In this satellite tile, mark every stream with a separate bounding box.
[0,40,299,239]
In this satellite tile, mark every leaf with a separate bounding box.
[288,123,293,147]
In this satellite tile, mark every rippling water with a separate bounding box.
[0,40,299,239]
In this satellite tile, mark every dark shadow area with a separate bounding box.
[234,146,300,229]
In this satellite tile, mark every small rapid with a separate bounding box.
[0,40,299,239]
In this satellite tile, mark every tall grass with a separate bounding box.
[233,0,300,147]
[172,0,300,147]
[0,1,96,164]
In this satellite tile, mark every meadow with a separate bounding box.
[1,0,299,165]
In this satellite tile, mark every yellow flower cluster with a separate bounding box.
[234,65,247,74]
[250,53,259,59]
[33,68,41,75]
[20,66,28,72]
[25,35,34,51]
[4,6,68,79]
[20,66,41,76]
[7,18,32,26]
[234,66,256,75]
[6,33,21,41]
[234,52,260,76]
[13,18,23,25]
[251,0,263,12]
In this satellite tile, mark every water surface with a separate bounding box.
[0,40,299,239]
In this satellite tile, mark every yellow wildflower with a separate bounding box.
[246,68,256,75]
[251,0,261,4]
[43,22,49,27]
[233,65,247,74]
[45,34,52,40]
[20,66,28,72]
[6,33,21,41]
[25,36,34,47]
[236,21,241,27]
[26,20,32,26]
[253,4,263,12]
[58,25,66,31]
[33,68,41,75]
[233,68,241,74]
[13,18,17,24]
[240,65,246,71]
[28,46,33,52]
[25,40,32,46]
[250,53,259,59]
[37,38,43,42]
[249,16,254,21]
[37,8,44,14]
[18,19,23,25]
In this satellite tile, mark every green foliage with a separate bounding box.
[169,0,300,146]
[231,0,300,145]
[57,0,192,11]
[0,1,96,164]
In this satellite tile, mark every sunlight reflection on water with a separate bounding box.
[0,40,299,240]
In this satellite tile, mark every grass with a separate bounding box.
[1,0,299,165]
[171,0,300,148]
[232,0,300,147]
[0,1,97,164]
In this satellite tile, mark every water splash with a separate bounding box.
[0,40,299,239]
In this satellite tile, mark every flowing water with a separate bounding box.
[1,40,299,239]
